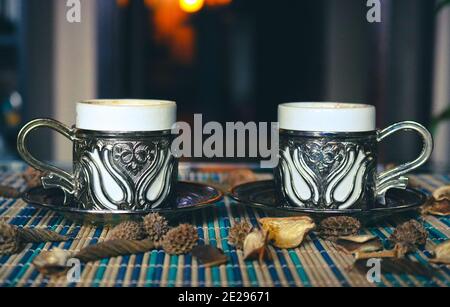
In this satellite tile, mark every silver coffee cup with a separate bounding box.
[275,102,433,210]
[17,100,178,211]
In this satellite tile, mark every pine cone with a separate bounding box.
[143,213,170,244]
[228,221,252,250]
[162,224,198,255]
[22,167,47,189]
[109,221,146,241]
[390,220,428,255]
[0,223,23,255]
[319,216,361,240]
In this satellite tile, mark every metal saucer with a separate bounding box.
[22,181,224,225]
[230,180,428,224]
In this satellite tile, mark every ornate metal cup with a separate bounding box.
[17,100,178,211]
[275,103,433,210]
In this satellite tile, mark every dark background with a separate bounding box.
[0,0,448,169]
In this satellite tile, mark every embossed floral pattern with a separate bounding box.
[302,142,345,175]
[113,142,152,174]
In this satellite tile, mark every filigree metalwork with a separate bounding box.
[276,132,377,210]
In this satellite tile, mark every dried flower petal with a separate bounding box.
[259,216,315,249]
[338,234,377,244]
[429,240,450,265]
[422,198,450,217]
[336,235,383,254]
[33,248,73,276]
[432,185,450,201]
[192,245,228,267]
[243,230,271,262]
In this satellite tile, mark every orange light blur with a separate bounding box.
[179,0,205,13]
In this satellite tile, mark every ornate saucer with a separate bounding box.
[230,180,428,223]
[22,181,224,225]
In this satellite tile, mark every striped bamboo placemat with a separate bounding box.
[0,165,449,287]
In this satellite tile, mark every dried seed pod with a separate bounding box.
[319,216,361,240]
[109,221,146,241]
[259,216,315,249]
[429,240,450,265]
[0,223,23,255]
[243,230,271,262]
[143,213,170,244]
[76,239,156,263]
[162,224,198,255]
[389,220,428,256]
[228,221,253,250]
[18,228,69,243]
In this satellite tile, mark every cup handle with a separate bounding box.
[17,119,77,202]
[376,121,433,203]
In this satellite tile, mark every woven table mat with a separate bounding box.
[0,166,449,287]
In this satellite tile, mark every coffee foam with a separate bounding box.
[278,102,376,132]
[76,99,177,132]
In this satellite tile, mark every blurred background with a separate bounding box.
[0,0,449,170]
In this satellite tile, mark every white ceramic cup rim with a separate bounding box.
[76,99,177,132]
[278,102,376,132]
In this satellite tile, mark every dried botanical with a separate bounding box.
[432,185,450,201]
[422,198,450,217]
[76,239,156,263]
[335,235,383,254]
[162,224,199,255]
[354,249,400,260]
[0,223,23,255]
[192,245,228,267]
[389,220,428,257]
[143,213,170,244]
[318,216,361,240]
[259,216,315,249]
[109,221,146,241]
[0,222,68,256]
[429,240,450,265]
[33,248,73,275]
[243,230,271,262]
[228,221,253,250]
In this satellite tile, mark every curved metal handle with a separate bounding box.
[376,121,433,200]
[17,119,76,197]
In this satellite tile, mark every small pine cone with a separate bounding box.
[319,216,361,240]
[0,223,23,255]
[162,224,198,255]
[390,220,428,253]
[22,167,47,189]
[109,221,146,241]
[143,213,170,244]
[228,221,252,250]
